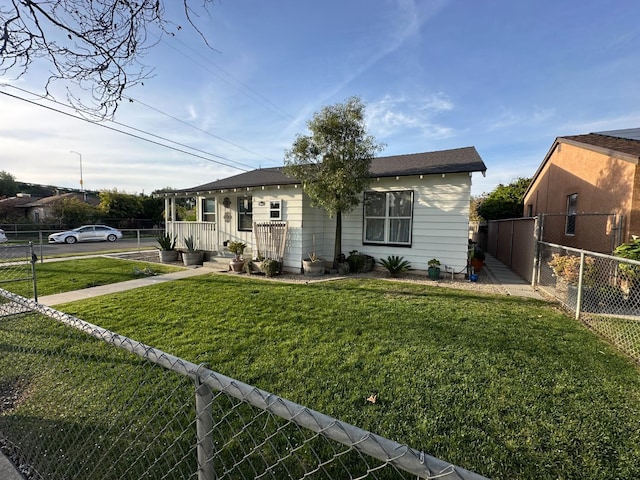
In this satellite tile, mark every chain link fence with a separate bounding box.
[536,242,640,362]
[0,242,37,301]
[0,289,487,480]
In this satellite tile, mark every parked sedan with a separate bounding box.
[48,225,123,244]
[0,229,7,243]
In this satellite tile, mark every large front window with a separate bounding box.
[238,196,253,231]
[364,191,413,245]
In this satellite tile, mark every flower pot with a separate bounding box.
[182,251,204,266]
[470,258,483,273]
[229,258,245,272]
[303,259,325,276]
[428,266,441,280]
[158,250,179,263]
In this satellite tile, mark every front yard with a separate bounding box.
[7,274,631,479]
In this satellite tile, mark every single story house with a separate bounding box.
[158,147,487,274]
[21,192,100,223]
[523,128,640,252]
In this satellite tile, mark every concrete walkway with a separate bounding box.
[37,265,212,306]
[482,253,543,300]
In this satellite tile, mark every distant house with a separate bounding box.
[524,129,640,252]
[21,192,100,223]
[159,147,487,274]
[0,194,45,222]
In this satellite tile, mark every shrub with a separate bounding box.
[378,255,411,277]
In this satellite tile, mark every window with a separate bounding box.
[527,205,533,218]
[269,200,282,220]
[566,193,577,235]
[364,191,413,245]
[202,198,216,223]
[238,196,253,231]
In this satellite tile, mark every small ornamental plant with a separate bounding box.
[228,241,247,260]
[378,255,411,278]
[548,253,595,286]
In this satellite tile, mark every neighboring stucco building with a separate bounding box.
[159,147,487,274]
[524,129,640,252]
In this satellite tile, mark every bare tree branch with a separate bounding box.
[0,0,214,119]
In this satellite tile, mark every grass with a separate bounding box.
[0,257,184,297]
[2,274,640,478]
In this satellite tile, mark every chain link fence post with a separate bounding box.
[195,363,216,480]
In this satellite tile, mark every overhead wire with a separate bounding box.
[0,86,251,172]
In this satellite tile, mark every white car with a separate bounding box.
[0,229,7,243]
[48,225,123,244]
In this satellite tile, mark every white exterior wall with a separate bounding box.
[341,173,472,274]
[189,172,473,274]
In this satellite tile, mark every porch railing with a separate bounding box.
[167,221,217,251]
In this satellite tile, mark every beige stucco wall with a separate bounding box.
[524,141,639,250]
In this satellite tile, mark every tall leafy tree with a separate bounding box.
[98,189,143,218]
[284,96,384,264]
[49,197,99,227]
[0,171,18,197]
[1,1,214,118]
[477,177,531,220]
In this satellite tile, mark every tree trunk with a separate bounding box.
[334,210,342,267]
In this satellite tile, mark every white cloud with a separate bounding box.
[367,93,455,139]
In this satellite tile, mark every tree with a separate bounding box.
[0,171,18,197]
[98,189,143,218]
[284,96,384,265]
[476,177,531,220]
[49,197,99,226]
[1,1,213,118]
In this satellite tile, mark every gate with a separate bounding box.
[0,242,38,301]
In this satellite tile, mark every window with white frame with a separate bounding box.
[238,196,253,231]
[269,200,282,220]
[364,191,413,245]
[202,198,216,223]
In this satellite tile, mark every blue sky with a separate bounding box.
[2,0,639,196]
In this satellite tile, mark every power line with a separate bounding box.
[122,93,276,165]
[0,86,252,172]
[159,33,294,122]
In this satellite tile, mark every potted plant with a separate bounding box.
[378,255,411,278]
[260,258,280,277]
[302,251,325,276]
[427,258,441,280]
[548,253,596,308]
[469,248,485,273]
[182,235,204,266]
[228,241,247,272]
[156,232,178,263]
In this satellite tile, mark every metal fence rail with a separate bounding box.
[0,289,487,480]
[536,242,640,362]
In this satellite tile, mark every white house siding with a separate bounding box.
[341,174,471,274]
[251,186,304,272]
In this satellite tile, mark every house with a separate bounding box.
[21,192,100,223]
[159,147,487,274]
[523,128,640,253]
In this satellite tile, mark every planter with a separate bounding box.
[470,258,484,273]
[427,266,441,280]
[229,258,245,272]
[302,259,325,276]
[158,250,179,263]
[182,251,204,266]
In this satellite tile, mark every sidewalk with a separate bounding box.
[482,253,543,300]
[37,266,212,306]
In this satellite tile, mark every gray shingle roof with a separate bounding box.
[170,147,486,195]
[561,133,640,159]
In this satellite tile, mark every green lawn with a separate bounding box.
[32,274,638,480]
[1,257,184,297]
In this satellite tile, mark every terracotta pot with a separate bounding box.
[229,258,245,272]
[470,258,483,273]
